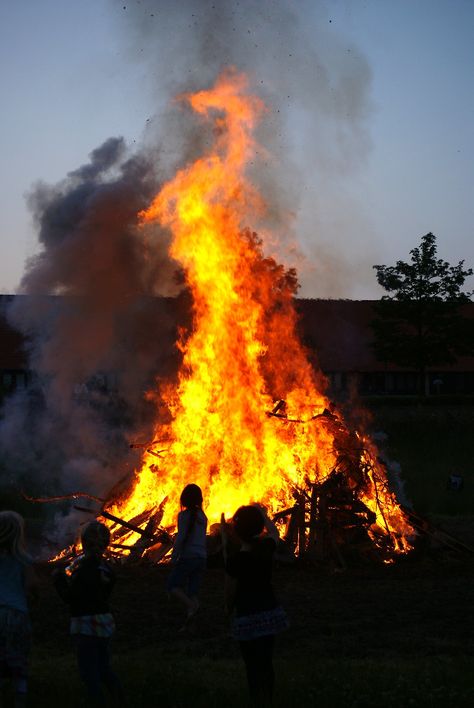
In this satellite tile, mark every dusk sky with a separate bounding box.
[0,0,473,298]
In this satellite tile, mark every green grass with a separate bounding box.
[27,650,474,707]
[3,403,474,707]
[368,405,474,515]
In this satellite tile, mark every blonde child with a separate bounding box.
[0,511,37,708]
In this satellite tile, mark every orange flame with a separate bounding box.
[107,70,414,554]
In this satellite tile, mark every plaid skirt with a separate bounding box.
[0,606,31,680]
[232,606,289,641]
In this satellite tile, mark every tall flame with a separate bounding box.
[108,70,413,553]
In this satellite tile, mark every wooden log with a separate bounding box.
[146,449,167,458]
[113,508,154,533]
[145,539,174,564]
[129,440,161,449]
[74,505,155,540]
[273,506,296,522]
[110,542,135,550]
[306,484,319,550]
[402,506,474,555]
[21,490,105,504]
[284,503,300,549]
[296,495,307,557]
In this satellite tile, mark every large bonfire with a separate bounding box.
[103,70,413,557]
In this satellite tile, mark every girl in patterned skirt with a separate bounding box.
[225,505,288,707]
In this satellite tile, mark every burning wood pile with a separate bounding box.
[40,71,420,566]
[47,399,413,569]
[73,499,173,565]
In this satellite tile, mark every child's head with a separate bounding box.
[81,521,110,556]
[0,510,28,560]
[232,505,265,543]
[180,484,203,510]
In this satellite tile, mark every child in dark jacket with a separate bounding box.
[54,521,123,706]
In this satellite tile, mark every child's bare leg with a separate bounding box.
[188,595,200,615]
[97,639,125,707]
[13,678,27,708]
[14,692,26,708]
[170,587,194,613]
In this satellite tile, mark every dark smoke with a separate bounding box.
[0,138,184,516]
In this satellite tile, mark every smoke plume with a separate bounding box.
[0,139,183,509]
[0,0,375,539]
[114,0,374,295]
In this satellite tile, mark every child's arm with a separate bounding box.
[170,511,188,562]
[52,567,71,603]
[255,505,280,542]
[99,559,116,591]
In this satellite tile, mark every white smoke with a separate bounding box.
[112,0,375,295]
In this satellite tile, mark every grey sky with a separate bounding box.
[0,0,473,298]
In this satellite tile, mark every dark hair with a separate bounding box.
[180,484,203,510]
[232,506,264,543]
[179,484,203,548]
[81,521,110,555]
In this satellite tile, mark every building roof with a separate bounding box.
[1,295,473,374]
[296,299,474,373]
[0,296,28,369]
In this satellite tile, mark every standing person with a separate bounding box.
[0,511,37,708]
[53,521,123,707]
[168,484,207,630]
[225,505,288,707]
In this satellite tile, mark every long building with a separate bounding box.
[1,295,474,399]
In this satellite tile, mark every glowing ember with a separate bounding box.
[106,69,414,555]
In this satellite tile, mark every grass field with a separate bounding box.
[367,403,474,516]
[2,402,474,707]
[23,552,474,708]
[28,652,474,707]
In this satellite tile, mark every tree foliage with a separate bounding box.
[372,233,474,388]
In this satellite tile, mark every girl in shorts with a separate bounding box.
[168,484,208,629]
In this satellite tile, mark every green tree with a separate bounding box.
[372,232,474,395]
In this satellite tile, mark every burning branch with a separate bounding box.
[129,440,164,449]
[75,505,156,541]
[266,401,338,424]
[145,449,168,459]
[21,491,105,504]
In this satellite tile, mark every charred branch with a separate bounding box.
[21,490,105,504]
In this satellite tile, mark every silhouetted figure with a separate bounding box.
[53,521,123,706]
[0,511,37,708]
[447,472,464,491]
[168,484,208,631]
[226,505,288,707]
